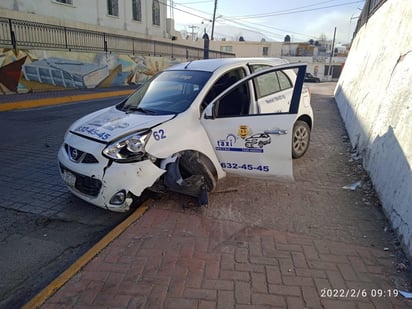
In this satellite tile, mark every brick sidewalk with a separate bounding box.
[42,208,410,308]
[39,83,411,308]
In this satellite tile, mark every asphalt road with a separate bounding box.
[0,95,133,308]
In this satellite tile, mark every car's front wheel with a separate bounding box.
[292,120,311,158]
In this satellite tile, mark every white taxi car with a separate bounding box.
[58,58,313,212]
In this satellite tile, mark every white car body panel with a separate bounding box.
[58,58,312,212]
[58,133,166,212]
[201,111,296,182]
[70,106,174,143]
[144,108,226,178]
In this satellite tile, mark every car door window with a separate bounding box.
[250,65,294,115]
[255,71,281,98]
[202,68,249,116]
[277,70,293,90]
[250,65,280,98]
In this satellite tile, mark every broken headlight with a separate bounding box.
[103,131,151,162]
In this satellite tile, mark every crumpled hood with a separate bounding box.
[69,106,174,142]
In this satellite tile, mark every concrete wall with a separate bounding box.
[0,48,186,94]
[334,0,412,257]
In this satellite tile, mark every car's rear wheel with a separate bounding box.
[292,120,311,158]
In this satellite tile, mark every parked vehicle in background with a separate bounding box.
[58,58,314,212]
[304,72,321,83]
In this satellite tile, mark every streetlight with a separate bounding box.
[201,15,222,41]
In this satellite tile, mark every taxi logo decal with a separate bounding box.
[216,130,269,154]
[238,125,249,139]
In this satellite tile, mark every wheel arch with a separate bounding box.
[296,114,312,130]
[162,149,219,193]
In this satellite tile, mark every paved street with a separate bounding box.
[0,96,133,308]
[37,83,411,308]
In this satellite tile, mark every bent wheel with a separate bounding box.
[178,151,217,192]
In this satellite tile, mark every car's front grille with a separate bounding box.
[64,144,99,164]
[60,164,102,197]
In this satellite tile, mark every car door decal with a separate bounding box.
[264,94,286,104]
[215,125,272,153]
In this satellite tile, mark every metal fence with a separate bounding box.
[0,17,234,59]
[354,0,387,36]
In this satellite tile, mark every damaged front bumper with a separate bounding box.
[58,134,165,212]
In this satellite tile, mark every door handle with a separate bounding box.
[264,129,288,135]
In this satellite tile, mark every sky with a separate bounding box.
[168,0,366,44]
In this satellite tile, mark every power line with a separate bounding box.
[167,0,363,41]
[232,0,364,19]
[173,0,364,19]
[231,1,365,19]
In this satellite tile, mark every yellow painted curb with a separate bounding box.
[0,89,134,112]
[22,203,150,309]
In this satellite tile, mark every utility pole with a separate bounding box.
[328,27,336,80]
[170,0,174,20]
[188,25,198,41]
[211,0,217,40]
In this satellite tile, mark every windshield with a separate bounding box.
[118,70,212,115]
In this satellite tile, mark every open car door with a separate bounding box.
[201,63,306,182]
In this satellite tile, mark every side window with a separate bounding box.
[277,70,293,90]
[250,66,297,115]
[250,64,281,99]
[250,65,293,98]
[216,82,250,117]
[202,68,247,114]
[255,72,281,98]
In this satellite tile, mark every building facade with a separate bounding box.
[0,0,220,94]
[0,0,169,38]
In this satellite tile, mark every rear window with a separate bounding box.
[250,65,293,99]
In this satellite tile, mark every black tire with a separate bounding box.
[292,120,311,159]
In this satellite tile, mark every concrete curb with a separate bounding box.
[0,89,134,112]
[22,203,150,309]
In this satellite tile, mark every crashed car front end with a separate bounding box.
[58,130,165,212]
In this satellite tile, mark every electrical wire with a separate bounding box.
[165,0,364,41]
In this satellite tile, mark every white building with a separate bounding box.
[0,0,172,39]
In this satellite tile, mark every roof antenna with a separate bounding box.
[184,61,193,69]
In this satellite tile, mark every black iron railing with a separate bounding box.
[354,0,387,37]
[0,17,234,59]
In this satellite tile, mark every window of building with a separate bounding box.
[152,0,160,26]
[107,0,119,16]
[132,0,142,21]
[262,46,269,56]
[55,0,73,4]
[220,46,233,53]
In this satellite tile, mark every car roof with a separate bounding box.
[165,57,289,73]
